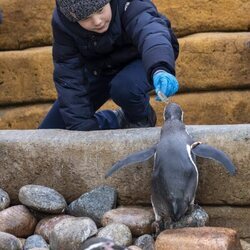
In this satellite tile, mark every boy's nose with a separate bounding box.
[92,16,102,26]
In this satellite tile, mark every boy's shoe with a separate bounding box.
[113,105,157,129]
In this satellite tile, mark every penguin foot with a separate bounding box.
[152,220,165,238]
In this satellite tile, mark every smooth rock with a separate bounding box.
[0,232,22,250]
[49,217,98,250]
[241,240,250,250]
[134,234,155,250]
[165,204,209,229]
[23,235,48,250]
[97,223,132,247]
[67,185,117,226]
[102,206,155,236]
[0,188,10,211]
[0,205,37,237]
[155,227,243,250]
[35,215,73,242]
[205,206,250,243]
[19,185,67,214]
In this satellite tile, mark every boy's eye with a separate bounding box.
[96,7,104,13]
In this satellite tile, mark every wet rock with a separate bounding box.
[155,227,243,250]
[19,185,67,214]
[0,232,22,250]
[23,234,48,250]
[97,223,132,247]
[166,204,209,229]
[49,217,98,250]
[68,185,117,226]
[0,205,37,237]
[102,206,155,236]
[35,215,72,242]
[134,234,155,250]
[241,240,250,250]
[0,188,10,211]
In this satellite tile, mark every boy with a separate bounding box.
[39,0,179,131]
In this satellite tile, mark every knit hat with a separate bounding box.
[57,0,111,22]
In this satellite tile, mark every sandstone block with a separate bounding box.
[154,0,250,36]
[204,206,250,243]
[155,227,242,250]
[0,104,52,129]
[0,47,55,105]
[0,0,54,50]
[0,33,249,106]
[177,33,250,91]
[102,90,250,126]
[0,125,248,206]
[0,90,249,130]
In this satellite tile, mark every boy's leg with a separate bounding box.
[39,71,120,130]
[110,59,156,127]
[38,100,66,129]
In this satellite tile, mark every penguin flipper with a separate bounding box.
[105,145,156,178]
[191,143,236,175]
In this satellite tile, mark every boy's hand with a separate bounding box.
[153,70,179,101]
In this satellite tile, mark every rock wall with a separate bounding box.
[0,0,249,128]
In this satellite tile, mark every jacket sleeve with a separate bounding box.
[52,14,99,131]
[121,0,179,82]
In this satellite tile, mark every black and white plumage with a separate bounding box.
[106,103,236,232]
[81,237,128,250]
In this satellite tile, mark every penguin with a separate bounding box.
[80,237,128,250]
[105,103,236,233]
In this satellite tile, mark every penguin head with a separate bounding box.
[164,103,183,121]
[81,237,127,250]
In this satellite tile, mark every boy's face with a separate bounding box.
[78,3,112,33]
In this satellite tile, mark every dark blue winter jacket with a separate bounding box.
[52,0,179,130]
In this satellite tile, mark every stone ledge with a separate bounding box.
[0,32,249,105]
[0,0,249,49]
[0,125,249,205]
[154,0,250,37]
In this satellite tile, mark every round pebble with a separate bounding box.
[0,188,10,211]
[18,185,67,214]
[97,223,132,247]
[35,215,73,242]
[0,205,37,238]
[23,234,48,250]
[0,232,22,250]
[50,217,98,250]
[135,234,155,250]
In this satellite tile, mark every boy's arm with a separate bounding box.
[52,16,99,131]
[122,0,179,83]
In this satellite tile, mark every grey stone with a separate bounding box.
[0,232,22,250]
[23,235,48,250]
[67,185,117,226]
[0,188,10,211]
[0,125,249,206]
[97,223,132,247]
[49,217,98,250]
[165,204,209,229]
[134,234,155,250]
[18,185,67,214]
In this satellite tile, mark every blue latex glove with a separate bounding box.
[153,70,179,101]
